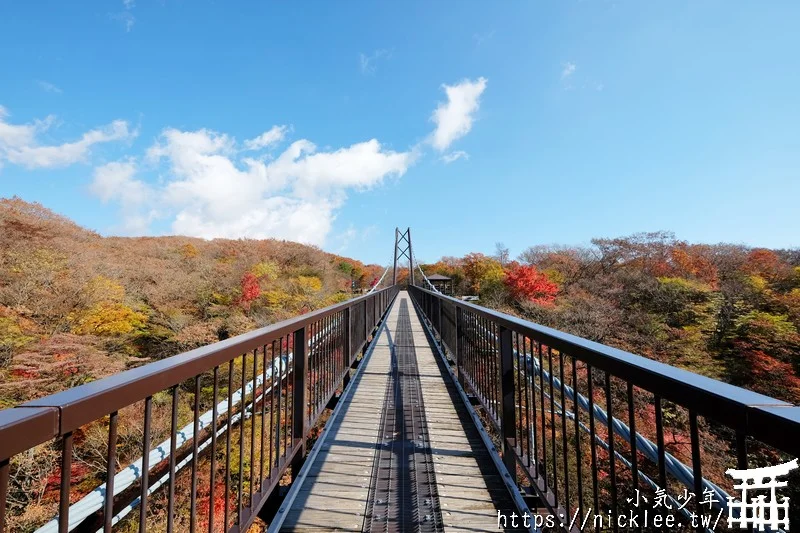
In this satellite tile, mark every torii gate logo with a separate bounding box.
[726,458,797,531]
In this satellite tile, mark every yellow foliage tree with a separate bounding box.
[251,261,280,281]
[179,243,199,259]
[291,276,323,310]
[0,316,33,364]
[462,253,504,294]
[263,289,294,309]
[70,276,147,336]
[293,276,322,294]
[83,276,126,304]
[70,303,147,336]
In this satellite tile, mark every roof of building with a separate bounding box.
[427,274,451,281]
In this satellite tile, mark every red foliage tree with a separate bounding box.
[743,249,786,281]
[240,272,260,306]
[504,265,559,305]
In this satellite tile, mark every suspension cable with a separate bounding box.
[412,250,440,293]
[366,264,390,294]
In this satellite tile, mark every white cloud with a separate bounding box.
[0,106,134,169]
[90,159,147,204]
[37,80,62,94]
[244,125,288,151]
[74,76,491,243]
[561,62,576,80]
[429,77,487,152]
[95,127,417,245]
[112,0,135,32]
[441,150,468,164]
[90,160,155,233]
[111,12,135,32]
[359,49,392,74]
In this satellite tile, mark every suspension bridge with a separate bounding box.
[1,228,798,532]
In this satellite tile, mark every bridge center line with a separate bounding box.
[363,298,444,533]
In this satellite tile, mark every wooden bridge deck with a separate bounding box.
[273,291,520,532]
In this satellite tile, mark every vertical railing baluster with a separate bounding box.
[736,430,752,533]
[344,307,352,370]
[499,326,517,478]
[140,397,152,533]
[209,368,218,533]
[456,306,464,389]
[605,373,618,533]
[59,432,73,533]
[548,347,557,501]
[528,337,538,478]
[316,318,321,414]
[736,431,748,469]
[260,350,267,486]
[654,395,667,493]
[269,341,277,477]
[538,343,548,487]
[327,314,334,402]
[689,412,703,533]
[514,332,531,458]
[103,411,118,533]
[322,316,328,411]
[238,354,246,526]
[317,319,322,417]
[436,297,442,348]
[250,350,258,506]
[493,322,500,422]
[571,358,583,523]
[559,353,569,520]
[167,386,178,533]
[284,334,291,458]
[588,365,599,517]
[308,322,314,424]
[627,381,640,533]
[225,360,233,531]
[487,321,492,420]
[291,326,308,473]
[190,377,200,533]
[0,457,8,533]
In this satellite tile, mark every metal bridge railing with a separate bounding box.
[0,286,399,533]
[409,285,800,532]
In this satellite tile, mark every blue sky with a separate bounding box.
[1,1,798,265]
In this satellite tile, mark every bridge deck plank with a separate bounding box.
[276,292,520,532]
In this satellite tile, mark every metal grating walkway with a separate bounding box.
[274,292,522,532]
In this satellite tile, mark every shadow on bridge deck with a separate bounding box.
[270,292,525,532]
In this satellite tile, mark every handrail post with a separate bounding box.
[344,306,352,368]
[499,325,517,479]
[436,296,442,348]
[456,306,465,389]
[292,326,308,469]
[362,300,368,355]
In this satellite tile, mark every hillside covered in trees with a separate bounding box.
[3,198,798,408]
[421,235,800,405]
[0,197,384,408]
